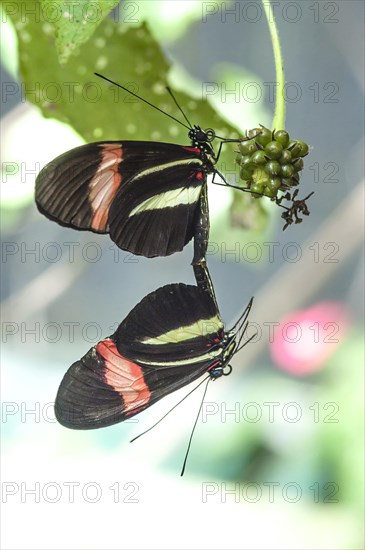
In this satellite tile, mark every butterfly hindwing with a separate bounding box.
[109,165,204,257]
[55,284,225,429]
[35,141,205,257]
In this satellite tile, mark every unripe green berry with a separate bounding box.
[239,140,256,156]
[256,127,272,146]
[280,149,292,164]
[264,141,283,159]
[288,140,303,158]
[268,177,282,191]
[274,130,290,148]
[251,150,266,165]
[264,186,277,198]
[240,166,254,180]
[296,140,309,157]
[240,154,251,166]
[265,160,281,175]
[281,164,295,178]
[292,158,304,172]
[250,182,264,195]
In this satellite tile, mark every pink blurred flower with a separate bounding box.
[270,301,350,376]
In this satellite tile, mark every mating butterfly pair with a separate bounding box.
[35,74,253,451]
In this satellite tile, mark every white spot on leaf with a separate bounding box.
[95,37,106,48]
[96,56,108,70]
[42,23,53,35]
[152,82,165,95]
[126,123,137,134]
[169,126,180,137]
[20,31,31,43]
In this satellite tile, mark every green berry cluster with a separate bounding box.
[236,127,309,199]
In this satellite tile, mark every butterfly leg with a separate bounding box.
[211,168,230,187]
[212,137,253,189]
[214,138,240,164]
[213,137,246,164]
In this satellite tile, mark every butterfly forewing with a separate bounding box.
[55,284,225,429]
[116,283,224,363]
[36,143,106,231]
[54,342,125,429]
[36,141,206,257]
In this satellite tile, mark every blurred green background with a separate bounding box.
[1,1,364,549]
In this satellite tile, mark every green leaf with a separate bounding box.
[4,0,271,244]
[41,0,121,64]
[6,2,239,155]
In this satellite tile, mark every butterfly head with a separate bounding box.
[189,125,216,154]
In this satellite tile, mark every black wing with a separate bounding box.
[55,284,224,429]
[115,283,224,363]
[35,141,206,257]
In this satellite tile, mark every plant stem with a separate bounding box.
[262,0,285,130]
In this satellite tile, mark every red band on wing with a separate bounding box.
[182,146,200,153]
[89,145,123,231]
[97,339,151,414]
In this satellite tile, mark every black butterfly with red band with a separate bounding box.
[35,73,242,258]
[55,279,253,430]
[55,266,254,476]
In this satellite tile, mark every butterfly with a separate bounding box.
[55,282,253,430]
[35,73,242,259]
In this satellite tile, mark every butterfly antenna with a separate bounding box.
[232,297,257,352]
[130,376,210,443]
[95,73,191,130]
[230,297,254,332]
[181,376,211,476]
[235,322,257,354]
[165,86,192,129]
